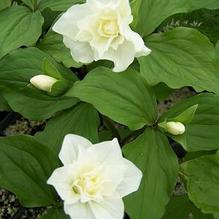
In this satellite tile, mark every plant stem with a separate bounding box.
[102,116,121,144]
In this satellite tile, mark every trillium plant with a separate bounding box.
[0,0,219,219]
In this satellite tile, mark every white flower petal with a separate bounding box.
[63,36,94,63]
[102,40,135,72]
[47,166,80,204]
[52,4,92,41]
[64,202,96,219]
[124,26,151,57]
[87,0,118,9]
[116,159,143,197]
[90,197,124,219]
[87,139,125,196]
[117,0,132,22]
[91,36,113,59]
[59,134,92,165]
[88,138,123,165]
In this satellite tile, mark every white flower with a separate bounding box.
[52,0,151,72]
[166,121,186,135]
[30,75,57,92]
[47,134,142,219]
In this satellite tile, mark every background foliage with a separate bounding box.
[0,0,219,218]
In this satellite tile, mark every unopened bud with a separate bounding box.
[166,121,185,135]
[30,75,58,92]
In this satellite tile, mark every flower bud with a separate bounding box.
[166,121,185,135]
[30,75,58,92]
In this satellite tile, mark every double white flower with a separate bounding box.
[53,0,151,72]
[47,134,142,219]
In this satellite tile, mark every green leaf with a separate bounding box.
[181,152,219,214]
[216,41,219,60]
[153,83,174,101]
[184,151,215,162]
[0,0,10,11]
[42,58,63,79]
[215,213,219,219]
[0,95,10,111]
[160,93,219,152]
[163,195,193,219]
[140,27,219,93]
[0,47,78,120]
[172,104,198,124]
[130,0,188,36]
[159,104,198,131]
[68,67,157,130]
[0,135,58,207]
[38,0,85,11]
[130,0,219,37]
[192,206,215,219]
[0,5,44,59]
[159,9,219,45]
[123,128,178,219]
[39,207,69,219]
[21,0,40,10]
[35,103,99,155]
[38,31,82,68]
[163,195,214,219]
[191,0,219,10]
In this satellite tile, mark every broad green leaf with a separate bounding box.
[163,195,193,219]
[0,0,10,11]
[123,129,178,219]
[216,41,219,60]
[68,67,157,130]
[130,0,219,37]
[215,213,219,219]
[130,0,188,36]
[0,47,78,120]
[159,105,198,131]
[153,83,174,101]
[39,207,69,219]
[140,27,219,93]
[0,95,10,111]
[42,58,63,79]
[160,93,219,152]
[192,206,215,219]
[184,151,215,162]
[181,152,219,214]
[0,5,44,59]
[38,0,85,11]
[38,31,82,68]
[173,105,198,124]
[159,9,219,45]
[35,103,99,155]
[21,0,40,10]
[0,135,58,207]
[163,195,214,219]
[191,0,219,10]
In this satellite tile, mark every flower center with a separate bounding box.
[98,19,119,37]
[72,170,104,203]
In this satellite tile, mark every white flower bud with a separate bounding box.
[166,121,185,135]
[30,75,58,92]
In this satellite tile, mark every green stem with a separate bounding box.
[102,116,121,144]
[121,128,144,146]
